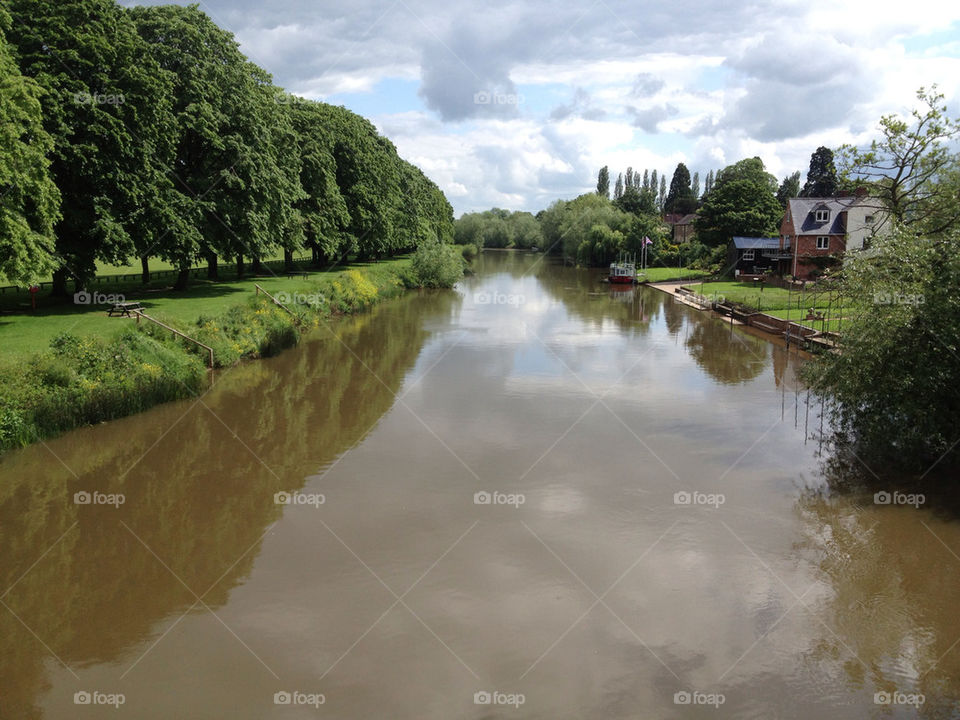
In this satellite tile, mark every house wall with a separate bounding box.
[793,234,845,279]
[844,199,887,250]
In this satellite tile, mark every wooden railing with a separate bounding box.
[133,311,215,368]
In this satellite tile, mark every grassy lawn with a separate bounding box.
[0,257,409,361]
[640,267,711,282]
[764,307,848,333]
[681,280,841,312]
[680,280,849,332]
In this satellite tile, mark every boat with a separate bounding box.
[608,253,637,284]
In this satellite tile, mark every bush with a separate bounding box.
[802,227,960,471]
[410,237,465,288]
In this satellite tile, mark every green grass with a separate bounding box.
[0,257,410,361]
[640,267,711,282]
[681,280,848,332]
[764,307,847,333]
[680,280,841,312]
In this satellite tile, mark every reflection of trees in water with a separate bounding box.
[684,316,769,384]
[531,262,666,333]
[0,290,456,718]
[796,491,960,717]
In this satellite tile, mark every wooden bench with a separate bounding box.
[108,301,144,317]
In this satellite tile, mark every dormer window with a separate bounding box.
[815,209,830,222]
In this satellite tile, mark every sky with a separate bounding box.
[130,0,960,216]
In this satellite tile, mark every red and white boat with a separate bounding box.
[608,254,637,284]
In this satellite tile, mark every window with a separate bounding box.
[742,249,755,260]
[865,215,875,223]
[816,236,829,250]
[815,209,830,222]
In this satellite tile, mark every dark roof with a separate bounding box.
[732,236,782,250]
[787,196,858,235]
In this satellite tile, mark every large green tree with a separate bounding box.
[839,87,960,236]
[694,157,782,246]
[0,8,61,285]
[614,186,656,216]
[802,227,960,470]
[776,170,801,208]
[7,0,178,295]
[130,5,305,286]
[596,165,610,199]
[800,146,838,197]
[664,162,697,215]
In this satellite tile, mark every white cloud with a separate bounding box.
[157,0,960,215]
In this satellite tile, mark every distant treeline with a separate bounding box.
[0,0,453,293]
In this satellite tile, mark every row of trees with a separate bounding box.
[453,208,541,249]
[599,164,709,216]
[0,0,453,292]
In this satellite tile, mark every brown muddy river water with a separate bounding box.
[2,251,959,719]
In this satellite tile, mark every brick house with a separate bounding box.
[780,196,885,280]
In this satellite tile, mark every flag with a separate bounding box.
[643,236,653,246]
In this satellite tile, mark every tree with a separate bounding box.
[664,162,697,215]
[800,146,838,197]
[838,86,960,236]
[613,173,623,200]
[642,169,650,191]
[596,166,610,198]
[130,4,305,287]
[776,171,801,208]
[704,169,714,196]
[625,167,634,190]
[802,226,960,470]
[650,169,658,198]
[614,186,656,216]
[658,175,667,213]
[8,0,179,295]
[691,171,700,200]
[694,157,782,247]
[0,8,61,285]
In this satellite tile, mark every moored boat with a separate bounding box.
[608,254,637,284]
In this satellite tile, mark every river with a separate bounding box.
[1,251,958,718]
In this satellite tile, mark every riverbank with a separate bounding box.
[0,259,417,454]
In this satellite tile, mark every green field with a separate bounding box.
[0,257,409,361]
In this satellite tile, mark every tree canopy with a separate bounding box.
[1,0,452,292]
[0,7,60,285]
[664,162,697,215]
[694,158,782,246]
[802,226,960,470]
[800,146,838,197]
[839,86,960,237]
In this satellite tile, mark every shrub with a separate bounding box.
[410,237,464,288]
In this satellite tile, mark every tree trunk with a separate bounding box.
[236,254,244,277]
[284,248,294,272]
[51,267,69,297]
[252,256,264,275]
[206,251,219,280]
[140,256,150,285]
[311,243,320,266]
[174,265,190,290]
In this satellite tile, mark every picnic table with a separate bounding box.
[108,301,144,317]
